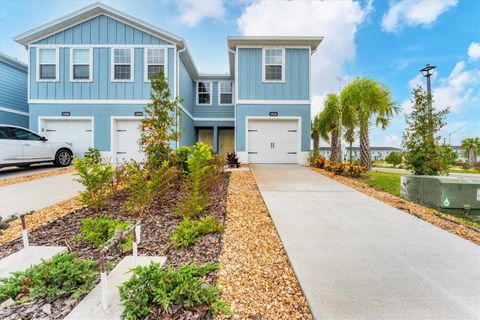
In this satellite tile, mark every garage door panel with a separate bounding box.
[114,119,144,164]
[247,119,299,164]
[42,119,93,157]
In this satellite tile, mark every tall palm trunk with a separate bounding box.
[359,122,371,169]
[349,141,353,164]
[330,129,339,162]
[312,135,319,152]
[468,148,476,165]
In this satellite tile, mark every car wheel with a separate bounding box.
[54,149,72,167]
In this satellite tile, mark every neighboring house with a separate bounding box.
[319,146,402,161]
[14,3,321,164]
[0,52,28,128]
[452,146,466,162]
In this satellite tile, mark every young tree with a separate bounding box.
[384,151,402,168]
[311,114,321,152]
[402,86,454,175]
[460,137,480,165]
[341,78,398,169]
[139,71,181,167]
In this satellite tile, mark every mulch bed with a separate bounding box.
[0,173,229,320]
[311,167,480,245]
[216,170,312,319]
[0,167,75,187]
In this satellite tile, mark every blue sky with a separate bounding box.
[1,0,478,147]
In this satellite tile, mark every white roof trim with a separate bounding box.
[15,2,184,47]
[227,36,323,52]
[0,52,27,71]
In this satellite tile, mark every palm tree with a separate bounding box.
[311,114,321,152]
[341,78,398,169]
[460,137,480,164]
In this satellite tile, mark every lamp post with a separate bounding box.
[420,64,436,135]
[336,76,343,163]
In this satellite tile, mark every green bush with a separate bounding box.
[119,262,230,320]
[174,146,193,172]
[0,253,98,303]
[385,152,403,167]
[73,216,132,250]
[124,161,178,215]
[171,215,223,248]
[73,150,114,209]
[83,147,102,164]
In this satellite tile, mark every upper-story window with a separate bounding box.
[70,48,92,81]
[197,81,212,105]
[145,48,166,81]
[112,48,133,81]
[37,48,58,81]
[263,48,284,82]
[218,81,233,105]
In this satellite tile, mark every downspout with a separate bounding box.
[176,46,187,149]
[228,47,237,154]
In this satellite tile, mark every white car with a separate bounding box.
[0,125,74,169]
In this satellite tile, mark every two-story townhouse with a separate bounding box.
[0,53,29,128]
[14,3,321,164]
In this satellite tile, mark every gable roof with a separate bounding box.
[0,52,27,71]
[15,2,183,47]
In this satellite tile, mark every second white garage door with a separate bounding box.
[247,119,299,164]
[41,118,93,157]
[113,118,144,164]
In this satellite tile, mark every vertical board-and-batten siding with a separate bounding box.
[0,62,28,113]
[237,48,309,101]
[194,81,234,118]
[29,14,174,100]
[178,56,196,146]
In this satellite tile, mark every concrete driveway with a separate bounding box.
[0,173,82,218]
[251,165,480,320]
[0,163,61,180]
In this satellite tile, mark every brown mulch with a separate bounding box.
[311,167,480,245]
[0,167,75,187]
[0,173,229,320]
[216,170,312,319]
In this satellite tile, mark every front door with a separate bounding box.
[218,129,234,159]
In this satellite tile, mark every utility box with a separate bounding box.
[401,175,480,215]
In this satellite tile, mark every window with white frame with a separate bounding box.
[145,48,166,81]
[218,81,233,105]
[197,81,212,105]
[112,48,133,81]
[263,48,284,82]
[71,48,92,81]
[38,48,58,81]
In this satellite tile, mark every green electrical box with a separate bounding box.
[400,175,480,215]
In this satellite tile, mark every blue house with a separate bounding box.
[0,53,29,128]
[15,3,322,164]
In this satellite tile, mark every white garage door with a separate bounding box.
[114,119,144,164]
[41,118,93,157]
[248,119,298,164]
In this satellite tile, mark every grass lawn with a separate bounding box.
[357,170,480,230]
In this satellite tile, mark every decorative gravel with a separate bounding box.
[311,167,480,245]
[0,167,75,187]
[216,170,312,319]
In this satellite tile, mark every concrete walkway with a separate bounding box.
[251,165,480,320]
[0,173,82,218]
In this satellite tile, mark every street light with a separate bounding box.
[420,64,436,134]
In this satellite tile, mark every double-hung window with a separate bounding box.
[71,48,92,81]
[263,48,284,82]
[112,48,133,81]
[38,48,58,81]
[145,48,166,81]
[197,81,212,105]
[218,81,233,105]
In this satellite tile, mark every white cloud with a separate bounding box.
[177,0,225,27]
[381,0,458,33]
[237,0,372,116]
[384,134,400,147]
[468,42,480,60]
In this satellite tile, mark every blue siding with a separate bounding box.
[179,111,195,147]
[0,110,28,128]
[178,57,194,115]
[194,81,234,118]
[237,48,309,101]
[29,104,147,151]
[235,104,310,151]
[34,15,171,45]
[0,61,28,112]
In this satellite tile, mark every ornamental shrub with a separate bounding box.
[73,150,114,209]
[385,152,403,168]
[226,151,241,168]
[0,253,98,303]
[119,262,230,320]
[73,216,132,250]
[311,155,366,178]
[171,215,223,248]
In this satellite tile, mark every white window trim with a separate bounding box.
[36,47,59,82]
[262,47,285,83]
[111,47,134,82]
[69,47,93,82]
[144,47,168,82]
[218,81,234,106]
[196,81,212,106]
